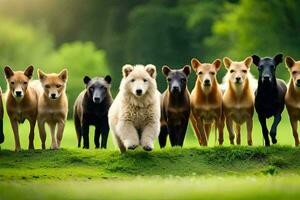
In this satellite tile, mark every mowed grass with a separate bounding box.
[1,109,300,199]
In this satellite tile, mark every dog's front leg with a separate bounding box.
[57,121,65,148]
[226,117,235,145]
[10,118,20,152]
[82,122,90,149]
[290,117,299,146]
[38,120,46,149]
[116,121,139,150]
[141,122,159,151]
[196,120,207,146]
[100,122,109,149]
[49,123,58,150]
[28,118,36,150]
[270,113,281,144]
[258,115,270,146]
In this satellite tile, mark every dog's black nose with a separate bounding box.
[236,77,241,82]
[172,86,179,91]
[15,91,22,96]
[51,94,56,98]
[94,97,101,102]
[136,89,142,95]
[204,79,210,85]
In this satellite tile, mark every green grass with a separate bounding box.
[1,110,300,199]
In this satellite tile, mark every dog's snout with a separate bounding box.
[236,77,241,82]
[93,97,101,103]
[51,94,56,99]
[204,79,211,85]
[15,91,22,97]
[262,75,271,82]
[136,89,143,96]
[172,86,179,91]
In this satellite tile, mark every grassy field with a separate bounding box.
[1,110,300,199]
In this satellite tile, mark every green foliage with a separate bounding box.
[44,41,110,116]
[0,17,54,89]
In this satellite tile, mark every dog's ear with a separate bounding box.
[223,57,232,69]
[58,68,68,82]
[37,69,47,80]
[162,65,171,77]
[244,56,253,68]
[274,53,283,66]
[191,58,201,71]
[213,59,222,71]
[4,66,14,79]
[182,65,191,76]
[252,55,260,67]
[285,56,295,69]
[145,64,157,78]
[122,64,133,77]
[104,75,112,84]
[83,76,91,84]
[24,65,34,79]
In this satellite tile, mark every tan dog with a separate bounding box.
[285,56,300,146]
[37,69,68,150]
[222,57,255,145]
[4,66,40,151]
[190,58,224,146]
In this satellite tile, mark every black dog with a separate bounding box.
[252,54,287,146]
[159,65,191,147]
[74,76,113,149]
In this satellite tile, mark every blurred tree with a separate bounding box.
[0,17,54,89]
[44,41,110,117]
[206,0,300,80]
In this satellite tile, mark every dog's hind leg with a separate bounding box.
[159,125,168,148]
[290,118,299,146]
[258,115,270,146]
[28,119,36,150]
[235,124,241,145]
[74,112,82,148]
[10,119,21,152]
[218,116,225,145]
[38,120,46,149]
[246,118,253,146]
[270,114,281,144]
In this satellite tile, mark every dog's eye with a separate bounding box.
[131,79,135,82]
[198,71,203,75]
[143,79,147,82]
[89,87,94,92]
[242,70,247,73]
[292,71,298,75]
[167,78,172,82]
[10,81,15,85]
[56,84,61,88]
[210,72,215,75]
[24,81,28,84]
[230,70,235,73]
[45,85,50,88]
[181,78,186,82]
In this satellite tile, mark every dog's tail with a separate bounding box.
[0,88,4,144]
[74,108,81,148]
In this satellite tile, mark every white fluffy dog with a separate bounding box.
[108,64,160,153]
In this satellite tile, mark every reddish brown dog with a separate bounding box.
[4,66,39,151]
[285,56,300,146]
[190,58,224,146]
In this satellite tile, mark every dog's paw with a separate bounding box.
[143,145,152,151]
[271,136,277,144]
[50,144,59,150]
[15,147,21,152]
[128,144,138,150]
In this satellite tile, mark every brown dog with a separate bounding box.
[222,57,255,145]
[190,58,224,146]
[285,56,300,146]
[159,65,191,148]
[37,69,68,150]
[4,66,39,151]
